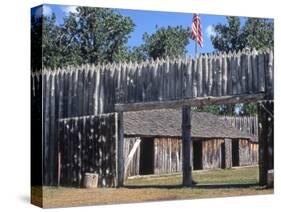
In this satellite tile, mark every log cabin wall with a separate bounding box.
[124,137,183,176]
[202,139,224,169]
[124,136,257,177]
[154,137,182,175]
[239,139,259,166]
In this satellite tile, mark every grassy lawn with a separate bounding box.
[38,166,273,208]
[125,166,259,186]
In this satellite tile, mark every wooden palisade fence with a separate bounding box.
[31,48,274,187]
[58,113,118,187]
[221,116,258,137]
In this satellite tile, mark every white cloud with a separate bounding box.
[62,6,78,14]
[206,25,216,38]
[43,5,53,17]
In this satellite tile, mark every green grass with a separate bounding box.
[125,166,259,186]
[38,166,273,208]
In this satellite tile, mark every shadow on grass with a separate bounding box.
[124,183,259,190]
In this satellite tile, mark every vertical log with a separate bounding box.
[99,65,105,114]
[258,101,273,185]
[247,51,253,93]
[116,112,124,187]
[212,55,218,96]
[187,57,193,98]
[43,72,51,185]
[217,54,222,96]
[258,52,265,92]
[192,58,198,97]
[67,69,73,117]
[197,55,203,97]
[236,50,242,94]
[251,49,258,92]
[227,52,233,95]
[182,106,192,186]
[224,139,232,169]
[83,68,90,115]
[202,55,208,97]
[222,52,227,96]
[94,66,100,115]
[241,49,247,93]
[88,68,94,114]
[266,50,274,98]
[50,72,57,186]
[208,55,213,96]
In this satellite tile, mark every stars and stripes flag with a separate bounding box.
[191,14,203,48]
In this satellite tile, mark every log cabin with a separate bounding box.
[123,109,258,178]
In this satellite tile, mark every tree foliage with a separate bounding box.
[211,16,273,52]
[142,26,190,60]
[34,7,135,69]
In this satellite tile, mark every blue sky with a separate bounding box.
[32,4,248,55]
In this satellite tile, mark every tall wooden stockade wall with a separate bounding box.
[31,49,274,187]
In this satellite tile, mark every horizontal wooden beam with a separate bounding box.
[115,93,266,112]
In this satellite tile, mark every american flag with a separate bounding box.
[191,14,203,48]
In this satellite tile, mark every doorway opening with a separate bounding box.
[232,139,240,167]
[139,137,154,175]
[193,141,203,170]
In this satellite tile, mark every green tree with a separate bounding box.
[141,26,190,59]
[42,13,63,69]
[41,7,135,68]
[211,17,244,52]
[240,18,274,50]
[127,46,147,62]
[75,7,134,64]
[211,16,273,52]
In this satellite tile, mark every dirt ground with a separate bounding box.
[34,167,273,208]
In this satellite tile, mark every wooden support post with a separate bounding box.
[224,139,232,169]
[116,112,124,187]
[258,101,273,186]
[182,106,192,186]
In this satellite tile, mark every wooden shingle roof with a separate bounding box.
[124,109,258,142]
